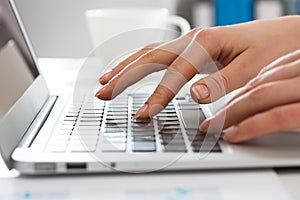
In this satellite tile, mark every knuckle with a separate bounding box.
[194,27,222,59]
[170,57,186,70]
[220,73,229,93]
[142,42,159,51]
[147,87,173,107]
[246,86,268,102]
[194,26,225,42]
[269,105,300,131]
[269,108,287,129]
[186,27,202,37]
[286,105,300,118]
[195,28,215,42]
[143,50,157,62]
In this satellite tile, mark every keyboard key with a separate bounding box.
[157,121,180,126]
[132,142,156,152]
[192,144,221,153]
[81,115,103,118]
[132,118,153,123]
[131,125,154,130]
[106,119,128,124]
[156,113,178,117]
[80,118,102,121]
[163,145,187,152]
[105,124,128,130]
[101,136,127,143]
[64,117,77,121]
[61,122,75,126]
[108,107,128,111]
[132,135,155,142]
[159,110,177,113]
[157,117,178,121]
[180,109,206,129]
[76,126,100,131]
[77,121,101,126]
[72,135,98,142]
[109,105,128,109]
[131,131,154,136]
[161,139,185,146]
[70,145,97,152]
[178,102,201,110]
[100,143,126,152]
[83,109,104,112]
[102,132,127,137]
[70,140,97,147]
[158,125,181,130]
[73,130,99,135]
[66,114,79,118]
[104,127,127,133]
[82,112,103,115]
[159,129,182,135]
[107,111,128,116]
[60,124,74,130]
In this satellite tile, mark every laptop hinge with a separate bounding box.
[17,96,58,148]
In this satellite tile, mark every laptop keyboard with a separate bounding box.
[50,94,221,153]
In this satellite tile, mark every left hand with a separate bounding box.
[200,49,300,143]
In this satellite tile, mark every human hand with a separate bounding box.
[96,16,300,119]
[200,49,300,143]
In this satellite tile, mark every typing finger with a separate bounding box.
[200,77,300,132]
[227,55,300,106]
[223,102,300,143]
[99,42,162,85]
[258,48,300,75]
[96,34,193,100]
[134,28,224,118]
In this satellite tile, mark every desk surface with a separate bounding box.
[1,58,299,199]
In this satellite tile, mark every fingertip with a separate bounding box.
[134,104,150,119]
[98,71,112,85]
[199,118,211,132]
[95,86,113,100]
[98,78,107,85]
[223,127,240,143]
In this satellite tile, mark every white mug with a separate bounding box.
[85,8,190,51]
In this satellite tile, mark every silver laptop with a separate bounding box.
[1,0,300,175]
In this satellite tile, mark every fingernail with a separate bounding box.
[95,86,107,97]
[199,118,211,132]
[191,84,210,100]
[99,71,111,84]
[134,104,148,119]
[223,127,238,141]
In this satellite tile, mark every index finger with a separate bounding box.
[96,29,200,100]
[135,29,223,118]
[98,42,163,85]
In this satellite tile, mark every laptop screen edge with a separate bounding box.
[0,0,49,169]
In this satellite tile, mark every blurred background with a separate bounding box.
[14,0,300,58]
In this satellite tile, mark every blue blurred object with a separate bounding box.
[287,0,300,14]
[214,0,254,26]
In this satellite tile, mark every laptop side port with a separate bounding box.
[66,163,87,171]
[35,163,57,173]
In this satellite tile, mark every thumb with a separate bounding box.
[190,52,262,104]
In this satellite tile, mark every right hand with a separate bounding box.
[96,16,300,118]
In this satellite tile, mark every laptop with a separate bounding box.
[1,0,300,175]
